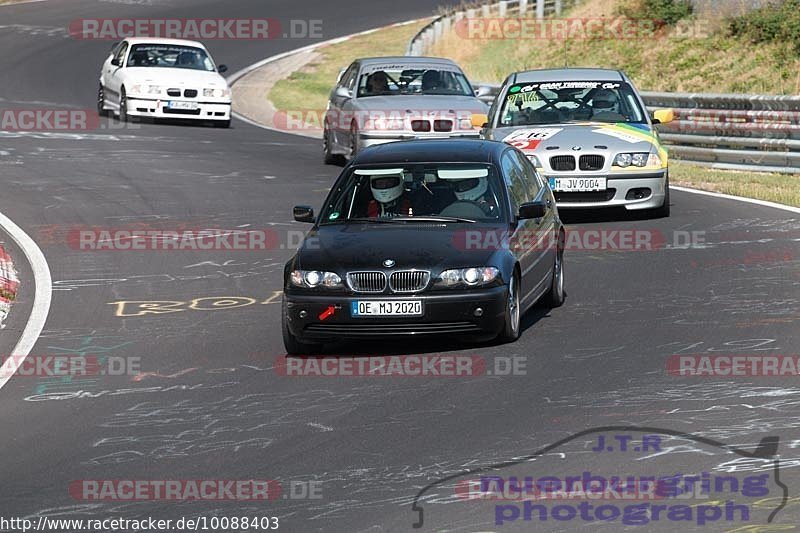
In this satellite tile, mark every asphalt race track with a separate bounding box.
[0,1,799,531]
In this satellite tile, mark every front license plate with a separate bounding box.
[167,101,198,110]
[549,177,607,192]
[351,300,423,317]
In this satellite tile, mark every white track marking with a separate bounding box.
[0,210,52,391]
[671,185,800,215]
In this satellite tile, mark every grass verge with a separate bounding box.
[429,0,800,94]
[670,161,800,207]
[269,19,431,114]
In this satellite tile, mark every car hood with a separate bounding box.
[490,123,660,153]
[353,94,488,114]
[295,223,504,272]
[125,67,228,88]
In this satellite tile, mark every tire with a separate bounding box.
[497,272,522,343]
[649,173,670,218]
[119,87,129,122]
[97,84,108,117]
[214,119,231,129]
[543,235,565,308]
[323,125,345,165]
[281,300,322,356]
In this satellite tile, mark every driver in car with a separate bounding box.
[366,71,390,95]
[452,177,496,216]
[367,175,412,218]
[591,89,627,121]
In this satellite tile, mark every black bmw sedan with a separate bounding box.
[282,139,565,354]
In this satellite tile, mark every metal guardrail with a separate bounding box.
[407,2,799,174]
[406,0,577,56]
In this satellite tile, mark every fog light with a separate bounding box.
[473,308,483,317]
[298,310,307,319]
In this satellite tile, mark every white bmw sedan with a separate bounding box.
[98,37,232,127]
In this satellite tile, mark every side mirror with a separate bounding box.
[652,108,674,124]
[217,64,228,74]
[474,85,493,97]
[110,41,120,52]
[293,205,315,223]
[518,200,547,220]
[110,58,121,67]
[471,113,489,129]
[334,86,353,99]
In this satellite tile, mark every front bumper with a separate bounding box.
[358,131,481,150]
[546,170,667,210]
[284,286,507,341]
[126,97,231,121]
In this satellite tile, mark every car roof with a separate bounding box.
[351,139,507,165]
[124,37,207,49]
[512,68,626,83]
[357,56,460,67]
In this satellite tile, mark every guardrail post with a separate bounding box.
[481,4,491,17]
[499,1,508,17]
[519,0,528,15]
[433,20,443,41]
[555,0,563,15]
[536,0,545,19]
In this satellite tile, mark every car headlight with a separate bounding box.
[459,118,474,130]
[437,267,500,287]
[364,117,404,130]
[526,154,542,167]
[613,152,660,168]
[147,85,162,95]
[290,270,342,289]
[203,88,231,98]
[129,84,143,95]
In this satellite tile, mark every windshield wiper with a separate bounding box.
[342,217,406,224]
[393,216,476,223]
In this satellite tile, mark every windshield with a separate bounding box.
[319,164,506,224]
[498,81,647,126]
[357,64,473,97]
[127,44,215,72]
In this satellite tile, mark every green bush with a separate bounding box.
[729,0,800,53]
[619,0,694,25]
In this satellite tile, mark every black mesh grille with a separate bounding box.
[411,120,431,132]
[550,156,576,171]
[554,189,617,202]
[433,120,452,132]
[167,89,181,97]
[184,89,198,98]
[579,155,605,171]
